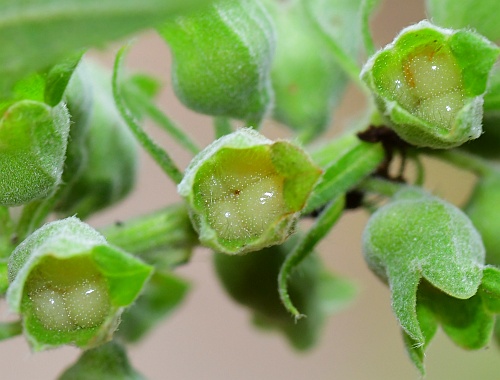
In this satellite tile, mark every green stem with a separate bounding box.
[278,195,345,318]
[113,45,183,184]
[421,148,497,177]
[358,176,406,197]
[124,85,200,155]
[360,0,380,57]
[100,204,198,268]
[214,117,233,139]
[305,133,385,214]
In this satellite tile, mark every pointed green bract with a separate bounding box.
[361,20,499,148]
[159,0,275,125]
[362,187,485,345]
[0,100,70,206]
[178,128,321,254]
[7,217,152,351]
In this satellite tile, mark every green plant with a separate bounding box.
[2,0,500,378]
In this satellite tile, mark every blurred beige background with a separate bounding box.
[2,0,500,379]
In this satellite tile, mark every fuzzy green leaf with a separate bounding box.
[0,0,215,97]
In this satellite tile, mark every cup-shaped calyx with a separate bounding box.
[178,128,322,254]
[361,20,500,149]
[0,100,70,205]
[159,0,275,125]
[362,187,485,345]
[7,217,152,351]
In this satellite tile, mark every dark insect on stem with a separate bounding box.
[357,125,409,182]
[344,190,365,210]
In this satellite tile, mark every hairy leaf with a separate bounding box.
[0,0,214,97]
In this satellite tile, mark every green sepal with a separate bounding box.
[403,267,500,374]
[361,20,499,149]
[262,0,354,141]
[0,100,70,206]
[55,63,139,219]
[7,217,152,351]
[159,0,275,125]
[401,299,438,376]
[178,128,321,254]
[91,246,153,308]
[214,235,356,350]
[117,271,190,343]
[58,341,145,380]
[44,52,84,107]
[362,187,485,344]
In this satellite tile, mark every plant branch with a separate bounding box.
[113,45,183,184]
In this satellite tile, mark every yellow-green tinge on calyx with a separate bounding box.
[26,256,110,332]
[362,20,500,149]
[398,43,465,130]
[179,128,321,254]
[196,149,286,241]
